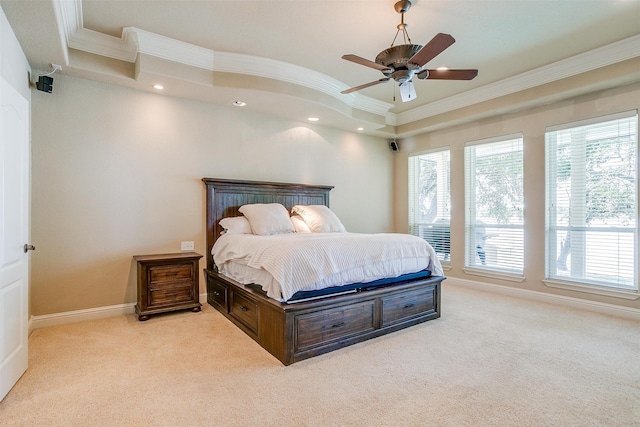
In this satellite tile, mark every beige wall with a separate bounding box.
[394,83,640,310]
[31,74,394,315]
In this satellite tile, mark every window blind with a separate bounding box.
[408,149,451,262]
[545,111,638,290]
[464,135,524,274]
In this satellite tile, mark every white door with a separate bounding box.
[0,76,30,401]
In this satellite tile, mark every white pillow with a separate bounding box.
[239,203,295,235]
[219,216,252,235]
[290,215,311,233]
[291,205,347,233]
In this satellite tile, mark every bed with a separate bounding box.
[203,178,444,365]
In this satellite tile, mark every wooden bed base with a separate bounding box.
[203,178,443,365]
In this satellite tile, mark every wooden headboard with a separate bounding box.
[202,178,333,270]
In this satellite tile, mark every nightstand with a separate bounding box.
[133,252,203,321]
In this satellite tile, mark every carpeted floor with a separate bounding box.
[1,283,638,426]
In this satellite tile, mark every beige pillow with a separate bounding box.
[290,215,312,233]
[238,203,295,235]
[219,216,252,235]
[291,205,347,233]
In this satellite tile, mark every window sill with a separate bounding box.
[542,279,640,300]
[462,267,525,283]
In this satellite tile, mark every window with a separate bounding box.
[464,134,524,276]
[409,149,451,263]
[545,111,638,291]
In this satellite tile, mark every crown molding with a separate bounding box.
[397,34,640,125]
[52,0,639,133]
[52,0,394,119]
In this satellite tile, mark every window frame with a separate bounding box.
[463,133,525,281]
[544,110,639,298]
[408,147,451,267]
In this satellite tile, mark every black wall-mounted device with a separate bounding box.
[36,75,53,93]
[389,140,399,152]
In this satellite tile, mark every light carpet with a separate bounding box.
[1,283,638,426]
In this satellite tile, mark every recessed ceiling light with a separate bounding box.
[436,66,449,71]
[357,127,364,131]
[232,101,247,107]
[308,117,319,122]
[153,84,164,90]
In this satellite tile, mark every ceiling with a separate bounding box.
[2,0,639,137]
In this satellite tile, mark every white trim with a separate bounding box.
[69,28,138,63]
[462,267,526,283]
[447,277,640,321]
[51,5,394,119]
[29,292,210,329]
[408,145,451,158]
[51,0,640,132]
[31,303,136,329]
[397,34,640,126]
[546,109,638,133]
[543,279,639,300]
[465,132,523,147]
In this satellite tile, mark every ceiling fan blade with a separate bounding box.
[408,33,455,67]
[342,54,390,72]
[341,78,390,94]
[399,81,417,102]
[418,69,478,80]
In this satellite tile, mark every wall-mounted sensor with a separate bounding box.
[34,64,61,93]
[36,75,53,93]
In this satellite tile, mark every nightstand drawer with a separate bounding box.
[149,264,193,285]
[149,285,193,306]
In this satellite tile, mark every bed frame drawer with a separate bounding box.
[207,279,228,311]
[230,292,259,334]
[381,287,436,327]
[206,269,443,365]
[294,300,376,352]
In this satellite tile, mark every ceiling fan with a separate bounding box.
[341,0,478,102]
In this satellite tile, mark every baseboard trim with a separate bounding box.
[31,303,137,329]
[30,293,210,330]
[31,282,639,330]
[446,277,640,321]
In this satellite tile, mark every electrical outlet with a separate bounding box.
[51,64,62,71]
[181,241,194,251]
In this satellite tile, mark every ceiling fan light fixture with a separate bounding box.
[417,70,429,79]
[340,0,477,101]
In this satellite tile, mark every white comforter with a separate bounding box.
[212,232,443,301]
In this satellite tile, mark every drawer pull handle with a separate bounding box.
[240,306,248,312]
[213,291,221,296]
[403,303,415,309]
[331,322,345,328]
